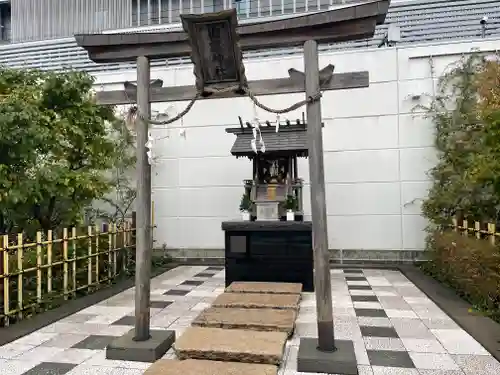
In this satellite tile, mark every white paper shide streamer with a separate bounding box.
[145,131,154,165]
[250,118,266,154]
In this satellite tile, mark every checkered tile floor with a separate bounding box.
[0,266,499,375]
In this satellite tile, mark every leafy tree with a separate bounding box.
[0,68,135,234]
[421,54,500,225]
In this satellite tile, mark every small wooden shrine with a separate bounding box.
[227,114,316,221]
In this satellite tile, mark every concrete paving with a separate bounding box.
[0,266,499,375]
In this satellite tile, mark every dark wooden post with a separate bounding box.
[304,39,335,351]
[134,55,152,342]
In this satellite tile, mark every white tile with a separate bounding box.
[399,147,437,182]
[11,332,58,346]
[327,215,403,250]
[385,309,419,319]
[109,369,145,375]
[0,344,35,359]
[326,182,401,216]
[431,329,489,355]
[403,297,436,306]
[364,337,406,351]
[366,277,392,287]
[358,365,374,375]
[398,114,434,148]
[353,302,383,309]
[353,339,370,365]
[373,291,398,297]
[94,325,134,337]
[66,365,115,375]
[357,317,393,327]
[83,351,150,369]
[372,367,419,375]
[402,214,428,250]
[49,348,100,364]
[85,315,128,325]
[324,150,399,183]
[333,307,357,316]
[322,81,398,118]
[190,302,211,311]
[80,306,133,316]
[409,352,460,370]
[414,310,449,320]
[350,290,377,296]
[12,346,65,362]
[284,345,298,371]
[323,115,399,152]
[401,338,446,353]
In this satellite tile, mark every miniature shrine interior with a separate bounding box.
[221,114,314,292]
[227,115,311,221]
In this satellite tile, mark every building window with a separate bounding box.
[0,2,11,43]
[233,0,247,17]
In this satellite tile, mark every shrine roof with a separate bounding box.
[226,124,322,158]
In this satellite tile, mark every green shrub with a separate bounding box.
[422,230,500,322]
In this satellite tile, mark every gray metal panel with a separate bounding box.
[10,0,132,42]
[230,129,308,155]
[1,0,500,71]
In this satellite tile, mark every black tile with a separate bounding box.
[181,280,204,286]
[71,335,116,349]
[343,269,363,273]
[360,325,399,338]
[355,308,388,318]
[163,289,189,296]
[150,300,172,309]
[367,350,415,368]
[22,362,76,375]
[206,266,224,271]
[195,272,216,277]
[111,315,135,326]
[348,285,372,290]
[345,276,367,281]
[351,295,379,302]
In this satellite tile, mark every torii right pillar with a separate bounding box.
[297,39,358,375]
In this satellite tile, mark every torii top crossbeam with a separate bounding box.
[75,1,390,63]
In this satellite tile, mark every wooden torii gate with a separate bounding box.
[76,2,389,373]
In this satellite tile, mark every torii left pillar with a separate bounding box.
[105,56,176,362]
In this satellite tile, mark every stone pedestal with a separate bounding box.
[221,221,314,291]
[297,338,358,375]
[106,329,176,363]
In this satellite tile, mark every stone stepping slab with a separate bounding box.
[192,307,297,336]
[174,327,287,365]
[226,281,302,295]
[144,359,278,375]
[212,292,300,310]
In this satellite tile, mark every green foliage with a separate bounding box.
[419,55,500,321]
[283,194,298,211]
[0,68,135,234]
[239,193,252,212]
[421,54,500,225]
[421,230,500,322]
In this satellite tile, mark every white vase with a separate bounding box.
[286,210,295,221]
[241,210,250,221]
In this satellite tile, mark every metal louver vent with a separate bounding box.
[0,0,498,73]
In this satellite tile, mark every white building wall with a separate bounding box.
[93,38,500,256]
